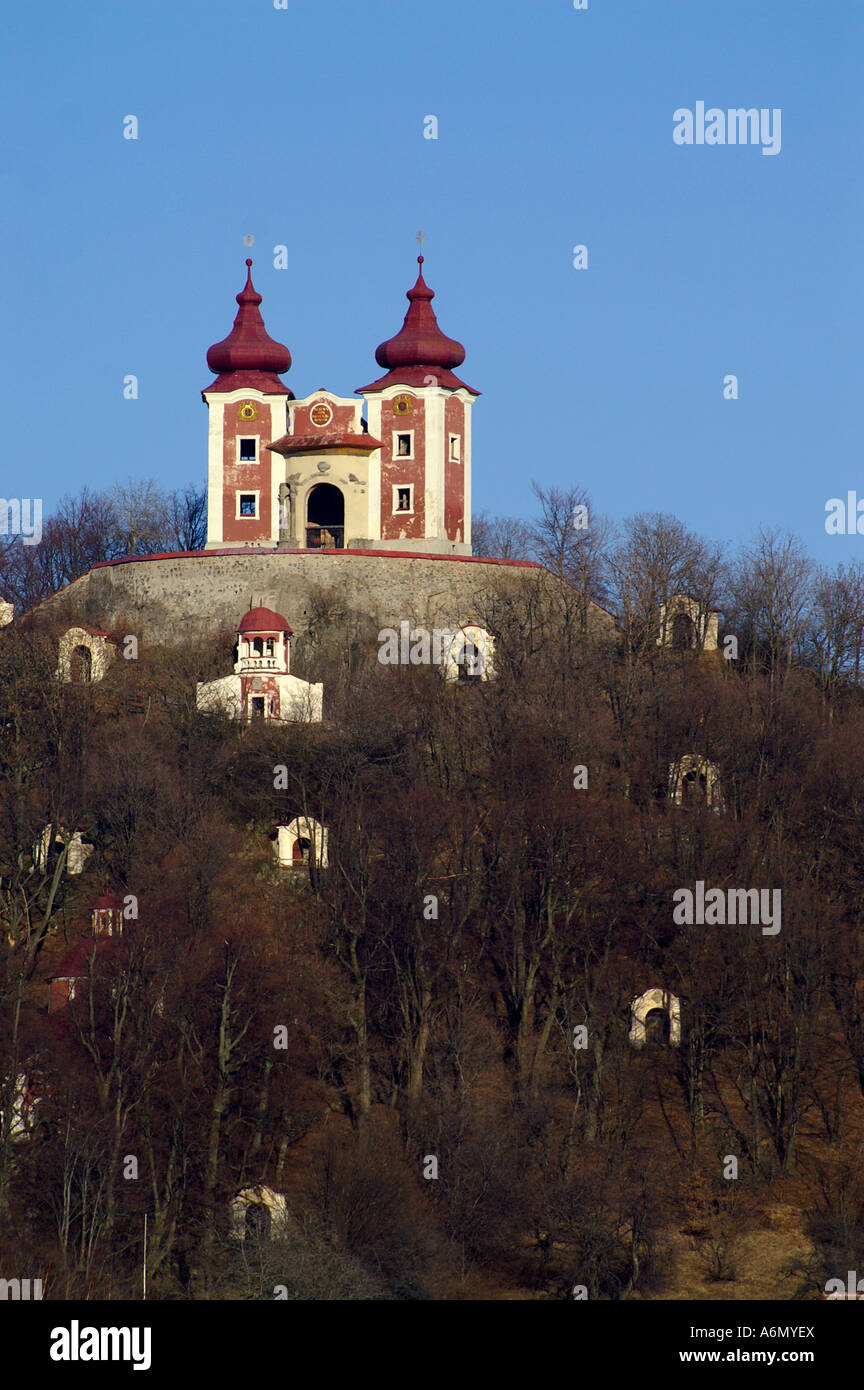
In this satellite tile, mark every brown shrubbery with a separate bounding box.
[3,510,864,1298]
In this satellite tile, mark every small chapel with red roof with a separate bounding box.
[195,604,324,724]
[47,886,127,1014]
[203,256,477,555]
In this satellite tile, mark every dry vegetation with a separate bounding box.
[2,498,864,1299]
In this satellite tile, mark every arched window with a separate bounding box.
[70,646,92,684]
[292,837,311,866]
[306,484,345,549]
[672,612,694,650]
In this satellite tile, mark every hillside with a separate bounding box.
[2,557,862,1301]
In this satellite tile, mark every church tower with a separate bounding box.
[357,256,478,555]
[203,260,293,549]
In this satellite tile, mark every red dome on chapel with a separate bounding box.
[237,606,293,636]
[204,261,293,396]
[356,257,478,395]
[92,887,124,911]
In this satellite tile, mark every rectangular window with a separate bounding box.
[239,437,257,461]
[250,696,266,719]
[239,493,257,517]
[396,433,412,457]
[393,485,414,514]
[449,435,460,461]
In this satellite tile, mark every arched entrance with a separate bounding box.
[457,640,482,680]
[672,612,694,650]
[70,646,93,684]
[306,484,344,549]
[630,988,682,1048]
[681,767,707,805]
[645,1008,671,1045]
[244,1201,271,1243]
[292,836,311,867]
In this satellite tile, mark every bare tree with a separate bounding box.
[726,527,813,679]
[0,487,119,611]
[169,484,208,553]
[471,510,534,560]
[804,560,864,696]
[529,481,612,617]
[109,479,172,556]
[610,512,723,660]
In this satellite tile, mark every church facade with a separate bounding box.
[203,257,477,556]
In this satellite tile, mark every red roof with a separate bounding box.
[87,548,545,571]
[267,431,383,455]
[92,889,124,911]
[48,940,100,981]
[357,364,477,393]
[356,257,478,396]
[204,260,293,396]
[48,934,126,983]
[237,606,293,636]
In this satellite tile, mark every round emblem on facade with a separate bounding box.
[310,402,333,427]
[238,402,258,421]
[392,394,413,416]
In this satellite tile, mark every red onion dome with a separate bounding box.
[204,261,293,395]
[375,257,465,370]
[357,257,478,395]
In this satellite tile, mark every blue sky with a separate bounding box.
[2,0,861,562]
